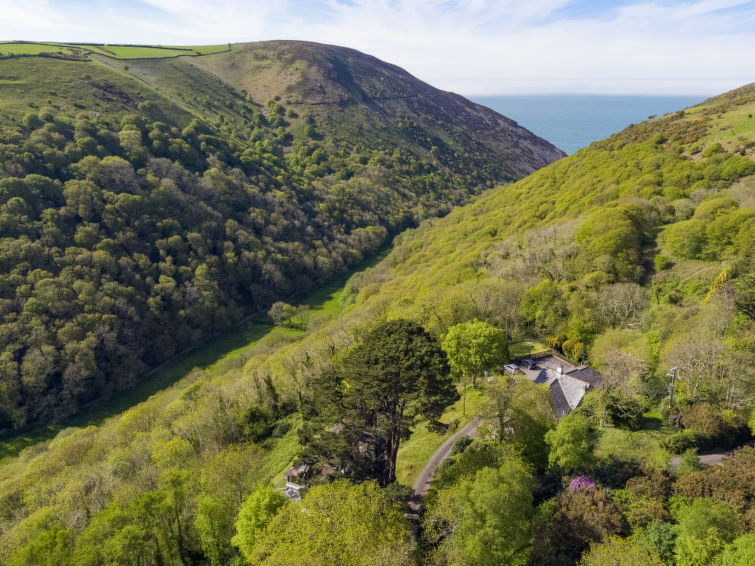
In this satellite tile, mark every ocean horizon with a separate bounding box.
[471,94,710,155]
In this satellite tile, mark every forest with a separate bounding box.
[0,65,753,565]
[0,41,564,431]
[0,66,535,430]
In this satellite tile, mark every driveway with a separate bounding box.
[406,417,481,521]
[670,450,731,468]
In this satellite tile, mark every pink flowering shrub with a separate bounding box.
[570,475,596,491]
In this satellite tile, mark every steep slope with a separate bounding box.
[0,43,563,431]
[0,86,751,565]
[184,41,564,177]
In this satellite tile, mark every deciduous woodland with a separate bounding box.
[0,42,562,430]
[0,42,753,566]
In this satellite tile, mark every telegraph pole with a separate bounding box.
[667,366,681,426]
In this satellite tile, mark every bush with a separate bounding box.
[451,436,473,456]
[530,488,629,565]
[606,393,645,430]
[270,420,291,439]
[654,253,672,271]
[679,448,701,473]
[664,219,707,259]
[702,142,725,157]
[681,403,726,436]
[662,430,699,454]
[569,475,596,492]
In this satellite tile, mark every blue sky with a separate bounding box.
[1,0,754,95]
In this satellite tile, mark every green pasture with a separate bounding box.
[0,42,231,61]
[0,42,80,56]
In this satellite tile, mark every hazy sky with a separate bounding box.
[2,0,754,95]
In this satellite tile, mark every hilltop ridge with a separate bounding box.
[185,41,563,176]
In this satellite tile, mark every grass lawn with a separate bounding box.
[509,339,549,358]
[395,385,485,487]
[259,414,304,485]
[594,411,673,461]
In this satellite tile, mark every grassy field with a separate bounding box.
[88,44,191,58]
[509,339,550,359]
[395,385,485,487]
[0,56,194,126]
[594,411,673,461]
[0,42,81,56]
[0,42,231,60]
[174,44,231,55]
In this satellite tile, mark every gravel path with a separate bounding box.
[406,417,481,521]
[670,450,731,468]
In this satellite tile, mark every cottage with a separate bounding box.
[277,465,309,501]
[517,355,602,418]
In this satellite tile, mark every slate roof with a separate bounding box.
[558,373,590,410]
[516,355,604,418]
[567,366,603,388]
[549,380,572,419]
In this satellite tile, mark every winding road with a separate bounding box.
[406,417,481,522]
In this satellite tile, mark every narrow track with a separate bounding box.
[406,417,481,523]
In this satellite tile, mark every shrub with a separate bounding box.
[652,133,666,145]
[653,253,671,271]
[679,448,701,473]
[606,393,645,430]
[570,475,596,492]
[664,219,707,259]
[547,333,568,351]
[530,488,629,565]
[451,436,473,456]
[662,430,699,454]
[702,142,724,157]
[681,403,726,438]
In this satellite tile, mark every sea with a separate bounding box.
[471,95,710,155]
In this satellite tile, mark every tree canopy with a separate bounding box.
[545,413,596,474]
[442,320,509,385]
[423,458,535,566]
[303,318,455,485]
[250,480,413,566]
